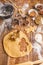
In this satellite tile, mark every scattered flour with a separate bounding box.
[33,42,43,60]
[0,18,12,36]
[35,33,42,43]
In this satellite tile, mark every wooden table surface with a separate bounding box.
[0,0,43,65]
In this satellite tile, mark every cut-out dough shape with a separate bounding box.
[3,30,32,57]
